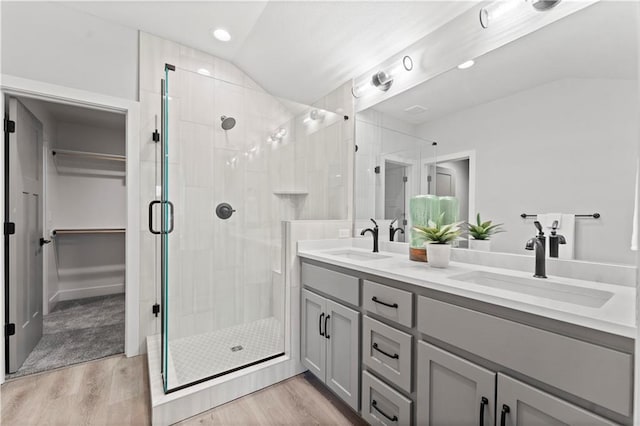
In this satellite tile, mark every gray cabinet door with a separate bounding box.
[497,374,616,426]
[301,289,326,381]
[417,341,496,426]
[325,298,360,411]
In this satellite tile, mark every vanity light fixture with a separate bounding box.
[352,55,414,98]
[212,28,231,42]
[304,109,326,124]
[530,0,561,11]
[267,127,288,143]
[479,1,521,29]
[457,60,475,70]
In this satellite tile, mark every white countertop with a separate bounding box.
[298,239,636,339]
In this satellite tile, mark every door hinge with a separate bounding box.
[374,166,380,174]
[427,175,432,182]
[403,176,408,182]
[152,130,160,143]
[4,222,15,235]
[5,323,15,337]
[4,119,15,134]
[403,219,408,226]
[152,303,160,317]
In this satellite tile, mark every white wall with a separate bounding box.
[1,2,138,101]
[419,78,638,265]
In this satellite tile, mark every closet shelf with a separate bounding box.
[52,149,126,162]
[52,228,125,236]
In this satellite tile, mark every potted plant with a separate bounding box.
[413,212,464,268]
[466,213,504,251]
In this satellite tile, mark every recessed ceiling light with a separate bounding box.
[212,28,231,42]
[457,60,475,70]
[197,68,211,76]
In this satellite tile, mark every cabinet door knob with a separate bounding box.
[500,404,510,426]
[319,313,324,337]
[480,396,489,426]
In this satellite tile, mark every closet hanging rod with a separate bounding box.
[52,149,126,162]
[52,228,126,236]
[520,213,601,219]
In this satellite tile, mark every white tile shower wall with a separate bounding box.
[138,32,353,353]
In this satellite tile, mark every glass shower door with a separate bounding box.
[158,65,291,393]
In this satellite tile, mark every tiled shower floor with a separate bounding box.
[166,317,284,388]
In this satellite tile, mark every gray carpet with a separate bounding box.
[7,294,125,378]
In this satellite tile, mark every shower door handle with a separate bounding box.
[166,201,175,233]
[148,201,162,234]
[148,200,175,234]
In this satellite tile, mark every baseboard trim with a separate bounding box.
[49,283,125,306]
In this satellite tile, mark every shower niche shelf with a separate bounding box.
[273,190,309,196]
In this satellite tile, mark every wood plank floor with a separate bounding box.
[1,354,365,425]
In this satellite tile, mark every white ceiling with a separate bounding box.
[60,1,477,104]
[371,1,638,125]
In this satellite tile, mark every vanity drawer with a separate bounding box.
[301,262,359,306]
[363,280,412,327]
[363,316,412,392]
[417,296,633,417]
[362,370,412,426]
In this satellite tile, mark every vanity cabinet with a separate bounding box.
[299,259,632,425]
[416,341,496,426]
[497,374,616,426]
[301,288,360,411]
[417,342,615,426]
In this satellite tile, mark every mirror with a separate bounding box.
[355,2,638,265]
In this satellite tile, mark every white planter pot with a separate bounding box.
[425,243,451,268]
[469,239,491,252]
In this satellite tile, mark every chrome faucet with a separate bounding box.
[360,218,379,253]
[389,218,405,242]
[548,220,566,258]
[525,221,547,278]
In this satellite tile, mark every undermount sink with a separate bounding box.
[449,271,614,308]
[325,249,391,261]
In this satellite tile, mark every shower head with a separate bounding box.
[220,116,236,130]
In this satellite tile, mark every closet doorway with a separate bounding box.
[4,96,127,378]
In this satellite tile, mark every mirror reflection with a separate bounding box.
[355,2,638,265]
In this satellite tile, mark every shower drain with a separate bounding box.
[230,345,244,352]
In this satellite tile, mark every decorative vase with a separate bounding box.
[425,243,451,268]
[409,246,428,262]
[469,239,491,252]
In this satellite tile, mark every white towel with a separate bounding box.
[632,157,639,251]
[538,213,575,260]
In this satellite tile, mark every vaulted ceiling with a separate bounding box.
[61,1,477,104]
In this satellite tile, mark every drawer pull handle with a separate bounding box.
[372,342,399,359]
[372,400,397,422]
[372,296,398,309]
[319,313,325,337]
[500,404,510,426]
[324,315,330,339]
[480,396,488,426]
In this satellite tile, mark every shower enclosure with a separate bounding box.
[151,63,344,392]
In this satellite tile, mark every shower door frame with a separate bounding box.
[0,74,141,385]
